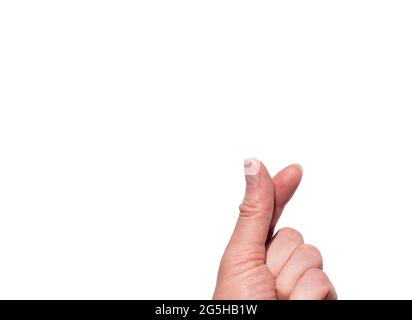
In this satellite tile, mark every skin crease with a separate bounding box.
[213,160,337,300]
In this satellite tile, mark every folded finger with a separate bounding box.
[289,268,337,300]
[275,244,323,300]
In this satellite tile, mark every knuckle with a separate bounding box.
[304,267,325,280]
[239,198,269,219]
[276,227,304,243]
[298,244,323,267]
[304,268,331,296]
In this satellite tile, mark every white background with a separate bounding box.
[0,1,411,299]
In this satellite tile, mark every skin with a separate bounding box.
[213,160,336,300]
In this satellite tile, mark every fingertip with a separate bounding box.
[282,164,304,180]
[244,158,274,188]
[272,163,304,187]
[292,163,304,175]
[271,163,303,211]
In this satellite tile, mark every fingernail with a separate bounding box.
[244,158,260,186]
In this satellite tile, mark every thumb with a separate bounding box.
[228,158,275,249]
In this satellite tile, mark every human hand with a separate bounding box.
[213,159,336,300]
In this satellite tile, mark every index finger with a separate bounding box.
[267,164,303,241]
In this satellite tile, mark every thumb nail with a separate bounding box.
[244,158,260,186]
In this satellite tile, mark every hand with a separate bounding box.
[213,159,336,300]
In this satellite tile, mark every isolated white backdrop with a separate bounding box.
[1,1,411,299]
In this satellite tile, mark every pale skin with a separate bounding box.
[213,159,337,300]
